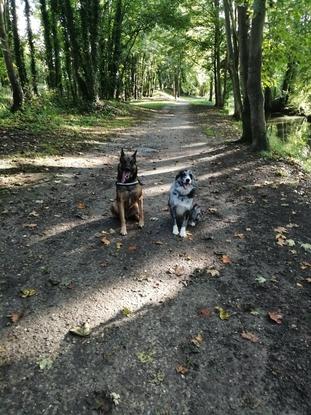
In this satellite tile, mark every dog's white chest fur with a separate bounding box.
[169,184,193,215]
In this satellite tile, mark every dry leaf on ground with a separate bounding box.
[174,265,185,276]
[241,331,259,343]
[176,364,189,375]
[191,333,204,347]
[221,255,232,264]
[8,310,24,323]
[77,201,86,209]
[215,306,230,320]
[268,311,283,324]
[19,288,37,298]
[274,226,288,234]
[100,236,111,246]
[69,322,91,337]
[207,268,220,277]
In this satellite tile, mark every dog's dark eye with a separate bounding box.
[189,174,193,179]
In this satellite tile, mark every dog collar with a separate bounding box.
[116,180,140,186]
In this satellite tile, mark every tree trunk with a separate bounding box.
[0,0,23,110]
[39,0,55,88]
[50,0,62,94]
[24,0,38,95]
[237,4,252,144]
[223,0,242,119]
[108,0,123,99]
[247,0,269,151]
[213,0,223,107]
[9,0,29,95]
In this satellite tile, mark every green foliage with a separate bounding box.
[266,118,311,172]
[0,93,139,156]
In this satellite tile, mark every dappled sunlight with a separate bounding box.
[0,172,47,188]
[0,252,190,363]
[29,216,103,245]
[181,142,208,148]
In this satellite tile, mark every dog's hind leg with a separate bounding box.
[180,212,189,238]
[138,197,144,228]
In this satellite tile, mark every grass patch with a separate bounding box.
[130,100,174,110]
[0,95,142,157]
[183,97,213,106]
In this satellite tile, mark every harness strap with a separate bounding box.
[116,180,140,186]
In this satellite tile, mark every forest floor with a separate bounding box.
[0,102,310,415]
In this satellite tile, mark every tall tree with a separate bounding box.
[9,0,29,94]
[0,0,23,110]
[50,0,62,94]
[237,4,252,144]
[24,0,38,95]
[223,0,242,119]
[247,0,269,151]
[213,0,223,107]
[39,0,55,88]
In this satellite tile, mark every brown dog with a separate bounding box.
[111,149,144,235]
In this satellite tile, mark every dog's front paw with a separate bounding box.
[179,227,187,238]
[120,227,127,236]
[173,225,179,235]
[138,220,144,229]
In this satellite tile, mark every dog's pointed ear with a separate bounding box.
[132,150,137,160]
[175,171,182,181]
[120,148,125,160]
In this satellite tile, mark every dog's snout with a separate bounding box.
[186,178,190,183]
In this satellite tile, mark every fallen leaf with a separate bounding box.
[174,265,185,276]
[116,241,122,250]
[234,233,245,239]
[100,236,111,246]
[305,277,311,283]
[255,275,267,284]
[268,311,283,324]
[150,217,159,221]
[301,261,311,270]
[110,392,121,406]
[128,245,137,252]
[109,228,116,234]
[154,240,164,245]
[121,307,132,317]
[136,350,155,364]
[77,201,86,209]
[276,233,287,246]
[274,226,288,234]
[300,243,311,252]
[221,255,232,264]
[286,239,296,247]
[176,364,189,375]
[197,307,212,317]
[23,223,37,229]
[191,333,204,347]
[241,331,259,343]
[28,210,39,217]
[19,288,37,298]
[207,268,220,277]
[37,357,53,370]
[215,306,230,320]
[8,310,24,323]
[208,207,218,214]
[69,322,91,337]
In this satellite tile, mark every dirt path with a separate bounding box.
[1,103,310,415]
